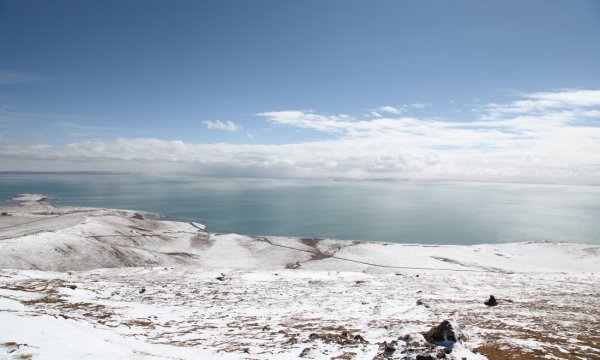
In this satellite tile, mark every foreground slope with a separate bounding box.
[1,195,599,359]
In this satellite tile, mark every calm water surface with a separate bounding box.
[1,174,599,245]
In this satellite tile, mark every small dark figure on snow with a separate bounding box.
[484,295,498,306]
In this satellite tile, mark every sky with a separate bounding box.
[1,0,600,183]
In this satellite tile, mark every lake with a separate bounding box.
[1,174,599,245]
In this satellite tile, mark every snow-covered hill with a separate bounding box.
[1,195,599,359]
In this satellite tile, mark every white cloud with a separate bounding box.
[483,89,600,116]
[376,106,403,114]
[2,89,600,184]
[256,111,351,133]
[373,103,429,115]
[408,102,430,109]
[202,120,240,132]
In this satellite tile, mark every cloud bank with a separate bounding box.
[1,89,600,184]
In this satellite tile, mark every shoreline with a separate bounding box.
[0,195,598,273]
[3,191,600,248]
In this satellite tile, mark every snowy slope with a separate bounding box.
[1,196,599,359]
[1,199,597,273]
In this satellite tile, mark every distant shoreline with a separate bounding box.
[1,171,599,187]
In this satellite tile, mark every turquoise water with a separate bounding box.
[1,174,599,245]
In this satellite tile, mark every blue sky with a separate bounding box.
[1,1,600,183]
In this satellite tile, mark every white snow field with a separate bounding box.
[0,194,599,359]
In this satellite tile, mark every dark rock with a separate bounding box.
[416,355,436,360]
[436,346,450,357]
[216,273,226,281]
[354,334,367,343]
[384,345,396,355]
[139,287,145,294]
[380,340,397,355]
[1,212,8,216]
[299,347,311,358]
[67,284,77,290]
[484,295,498,306]
[425,320,460,344]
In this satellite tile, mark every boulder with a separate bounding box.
[425,320,460,347]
